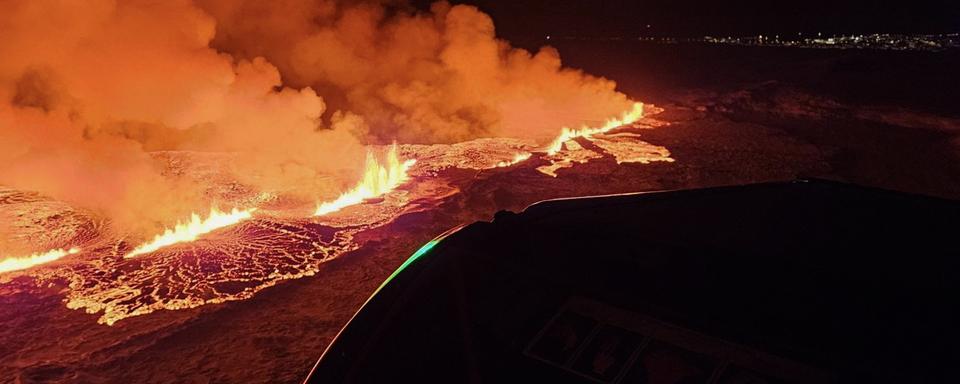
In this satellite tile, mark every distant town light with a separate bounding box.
[677,32,955,52]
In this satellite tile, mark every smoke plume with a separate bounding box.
[200,0,635,143]
[0,0,636,238]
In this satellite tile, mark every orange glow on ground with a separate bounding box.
[0,247,80,273]
[315,144,415,216]
[125,207,256,258]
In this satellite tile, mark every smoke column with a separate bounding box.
[0,0,637,241]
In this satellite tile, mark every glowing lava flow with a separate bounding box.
[545,102,645,155]
[496,152,533,167]
[125,207,256,258]
[0,247,80,273]
[315,144,416,216]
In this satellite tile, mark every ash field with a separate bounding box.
[3,42,960,383]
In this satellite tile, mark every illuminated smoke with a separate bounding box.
[0,0,641,237]
[0,0,362,235]
[198,0,638,143]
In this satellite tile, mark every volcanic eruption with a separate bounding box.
[0,0,671,326]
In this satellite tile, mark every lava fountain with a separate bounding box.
[545,102,645,155]
[315,144,416,216]
[0,247,81,274]
[125,207,257,258]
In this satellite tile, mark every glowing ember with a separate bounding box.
[496,152,533,168]
[545,102,645,155]
[125,207,257,258]
[315,144,416,216]
[0,247,80,273]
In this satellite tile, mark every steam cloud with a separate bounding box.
[0,0,635,238]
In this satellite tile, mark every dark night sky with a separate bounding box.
[416,0,959,46]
